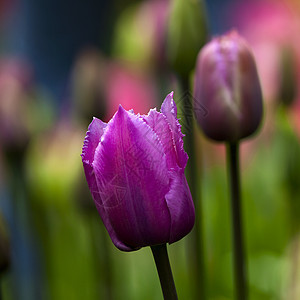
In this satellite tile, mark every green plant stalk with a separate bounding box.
[151,244,178,300]
[227,142,247,300]
[88,213,114,300]
[181,76,206,300]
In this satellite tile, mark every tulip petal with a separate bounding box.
[161,92,188,168]
[161,91,177,116]
[93,106,171,249]
[165,167,195,243]
[143,109,177,169]
[81,118,133,251]
[81,117,107,164]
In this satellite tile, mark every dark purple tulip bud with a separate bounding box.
[193,31,263,142]
[81,92,195,251]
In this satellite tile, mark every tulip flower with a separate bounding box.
[81,92,195,251]
[194,31,264,300]
[194,30,263,142]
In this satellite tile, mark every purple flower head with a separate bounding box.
[81,92,195,251]
[194,30,263,142]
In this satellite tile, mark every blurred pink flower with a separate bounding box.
[0,59,32,149]
[104,61,157,121]
[228,0,300,140]
[229,0,300,102]
[0,59,32,89]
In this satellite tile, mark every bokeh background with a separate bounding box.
[0,0,300,299]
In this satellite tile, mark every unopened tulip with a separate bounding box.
[193,31,263,142]
[167,0,207,78]
[81,92,195,251]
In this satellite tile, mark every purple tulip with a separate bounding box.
[193,30,263,142]
[81,92,195,251]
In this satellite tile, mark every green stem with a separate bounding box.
[181,76,206,299]
[227,142,247,300]
[88,213,113,300]
[151,244,178,300]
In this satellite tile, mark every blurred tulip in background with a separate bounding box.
[194,30,263,142]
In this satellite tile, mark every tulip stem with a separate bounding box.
[181,76,206,300]
[227,142,247,300]
[151,244,178,300]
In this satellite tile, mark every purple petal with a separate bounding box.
[161,91,177,117]
[165,167,195,243]
[92,106,171,249]
[143,109,177,169]
[161,92,188,168]
[81,118,106,191]
[81,117,107,164]
[81,118,132,251]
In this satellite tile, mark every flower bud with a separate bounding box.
[81,92,195,251]
[193,31,263,142]
[112,0,169,70]
[167,0,208,78]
